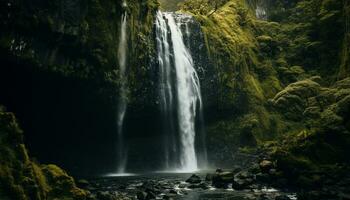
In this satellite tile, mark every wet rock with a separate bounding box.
[188,182,209,190]
[260,160,273,173]
[269,169,277,175]
[236,171,254,179]
[212,171,234,188]
[258,193,269,200]
[249,163,261,174]
[297,190,323,200]
[163,193,176,200]
[137,191,148,200]
[275,195,290,200]
[273,178,288,188]
[146,191,156,199]
[188,183,201,189]
[186,174,202,184]
[169,189,177,194]
[142,181,159,193]
[205,173,214,181]
[232,166,242,174]
[97,191,117,200]
[232,177,254,190]
[256,173,270,183]
[77,179,90,187]
[338,193,350,200]
[118,184,127,190]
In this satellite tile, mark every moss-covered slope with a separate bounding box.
[180,0,350,172]
[180,0,285,165]
[0,107,86,200]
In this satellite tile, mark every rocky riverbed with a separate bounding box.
[77,169,297,200]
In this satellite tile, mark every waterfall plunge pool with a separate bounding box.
[79,171,297,200]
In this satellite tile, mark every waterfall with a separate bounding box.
[116,10,128,174]
[156,11,204,172]
[255,5,267,20]
[246,0,268,20]
[155,11,177,169]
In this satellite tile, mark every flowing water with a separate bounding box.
[246,0,268,20]
[86,172,297,200]
[155,11,205,172]
[116,10,128,174]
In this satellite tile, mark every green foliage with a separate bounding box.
[180,0,230,15]
[265,0,347,80]
[0,110,86,200]
[158,0,184,11]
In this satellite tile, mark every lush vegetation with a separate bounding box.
[0,0,349,199]
[0,107,86,200]
[180,0,350,190]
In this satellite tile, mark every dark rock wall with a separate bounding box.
[0,0,159,175]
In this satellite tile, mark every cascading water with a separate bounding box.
[155,11,177,169]
[246,0,268,20]
[116,5,128,174]
[156,11,205,172]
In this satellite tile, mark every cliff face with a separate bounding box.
[0,0,159,175]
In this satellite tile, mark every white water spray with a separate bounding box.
[156,11,204,172]
[116,9,128,174]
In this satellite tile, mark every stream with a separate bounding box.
[79,172,297,200]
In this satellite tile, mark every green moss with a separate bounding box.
[0,109,87,200]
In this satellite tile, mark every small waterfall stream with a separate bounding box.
[246,0,269,20]
[156,11,205,172]
[116,5,128,174]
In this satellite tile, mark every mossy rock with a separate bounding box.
[0,109,87,200]
[271,79,321,120]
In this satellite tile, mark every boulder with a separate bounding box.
[259,160,274,173]
[205,173,214,181]
[231,170,255,190]
[232,177,254,190]
[236,170,254,179]
[186,174,202,184]
[212,171,234,188]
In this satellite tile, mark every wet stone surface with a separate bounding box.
[78,172,297,200]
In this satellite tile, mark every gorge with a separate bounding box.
[0,0,350,200]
